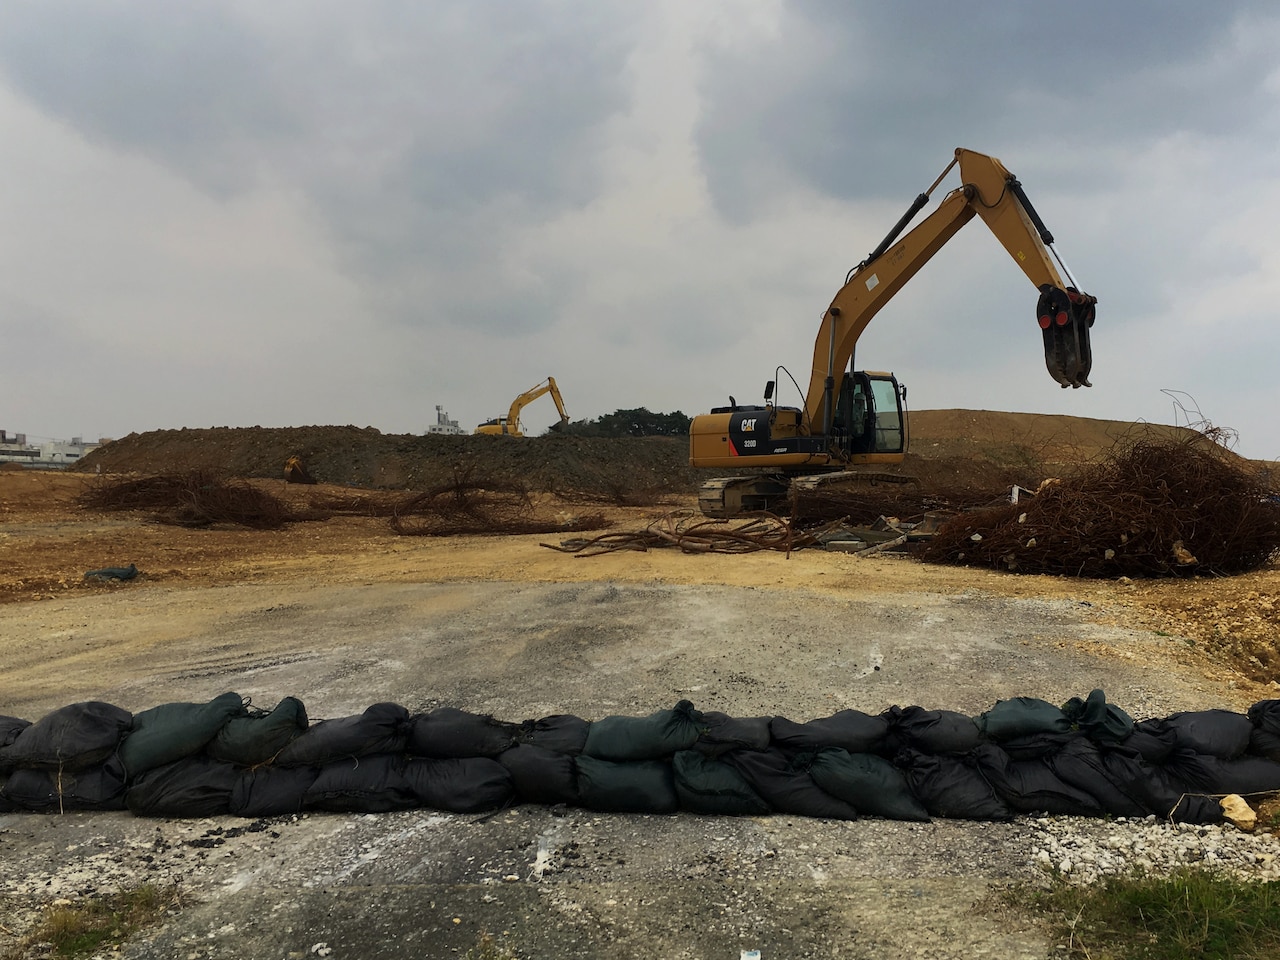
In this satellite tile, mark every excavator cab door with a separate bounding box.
[833,372,905,456]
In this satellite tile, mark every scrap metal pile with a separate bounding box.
[544,512,849,556]
[921,438,1280,577]
[5,691,1280,826]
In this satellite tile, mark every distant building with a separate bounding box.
[426,406,464,436]
[0,430,107,468]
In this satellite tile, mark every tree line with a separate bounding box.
[555,407,692,437]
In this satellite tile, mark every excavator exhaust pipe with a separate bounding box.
[1037,285,1096,389]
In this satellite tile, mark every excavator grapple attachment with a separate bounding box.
[1037,285,1095,389]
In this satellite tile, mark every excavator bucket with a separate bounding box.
[1037,285,1096,388]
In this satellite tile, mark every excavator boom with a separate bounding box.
[807,147,1094,437]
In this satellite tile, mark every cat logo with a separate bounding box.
[741,418,757,432]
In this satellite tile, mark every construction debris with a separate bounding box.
[920,437,1280,578]
[390,469,609,537]
[545,512,851,556]
[78,471,294,530]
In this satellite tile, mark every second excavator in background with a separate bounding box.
[689,147,1097,517]
[475,377,570,437]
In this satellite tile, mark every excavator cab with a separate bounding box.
[831,372,905,458]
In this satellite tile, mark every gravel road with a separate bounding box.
[4,574,1277,959]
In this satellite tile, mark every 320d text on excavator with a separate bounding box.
[689,147,1098,518]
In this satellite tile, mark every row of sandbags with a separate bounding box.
[4,692,1280,823]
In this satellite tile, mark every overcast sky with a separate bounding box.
[2,1,1278,459]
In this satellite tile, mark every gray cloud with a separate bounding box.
[694,1,1279,214]
[0,1,638,330]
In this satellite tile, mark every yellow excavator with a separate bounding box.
[689,147,1097,517]
[475,377,570,437]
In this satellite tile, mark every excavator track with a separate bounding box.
[699,471,917,519]
[698,476,791,519]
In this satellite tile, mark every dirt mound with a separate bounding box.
[72,411,1210,502]
[75,427,700,500]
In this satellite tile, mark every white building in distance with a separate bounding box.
[426,406,464,436]
[0,430,107,468]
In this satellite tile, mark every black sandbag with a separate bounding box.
[998,729,1081,761]
[894,748,1013,822]
[120,692,246,776]
[1124,724,1179,764]
[725,748,859,821]
[1061,689,1134,743]
[515,715,591,756]
[882,706,981,756]
[1248,727,1280,762]
[408,707,520,759]
[1046,737,1148,818]
[0,715,31,752]
[1162,749,1280,797]
[230,765,319,817]
[574,756,678,813]
[209,697,309,765]
[498,744,578,805]
[807,748,929,822]
[304,754,417,813]
[694,713,772,757]
[975,698,1071,741]
[1,755,128,812]
[0,702,132,771]
[1247,699,1280,736]
[672,750,770,816]
[1158,710,1254,760]
[581,700,705,761]
[1097,747,1223,824]
[971,742,1102,816]
[126,755,240,817]
[769,710,888,755]
[276,702,411,767]
[402,757,515,813]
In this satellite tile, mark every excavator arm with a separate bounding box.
[805,147,1095,436]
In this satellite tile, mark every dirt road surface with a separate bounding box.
[2,465,1279,959]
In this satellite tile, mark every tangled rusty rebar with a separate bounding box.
[920,437,1280,578]
[543,512,852,557]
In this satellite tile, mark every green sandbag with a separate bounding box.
[808,748,930,822]
[120,692,246,776]
[975,697,1071,741]
[208,697,309,765]
[1061,689,1134,744]
[574,756,678,813]
[582,700,704,761]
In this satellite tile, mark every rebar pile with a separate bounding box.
[78,471,293,530]
[790,487,1004,526]
[390,472,608,537]
[920,437,1280,578]
[545,512,848,556]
